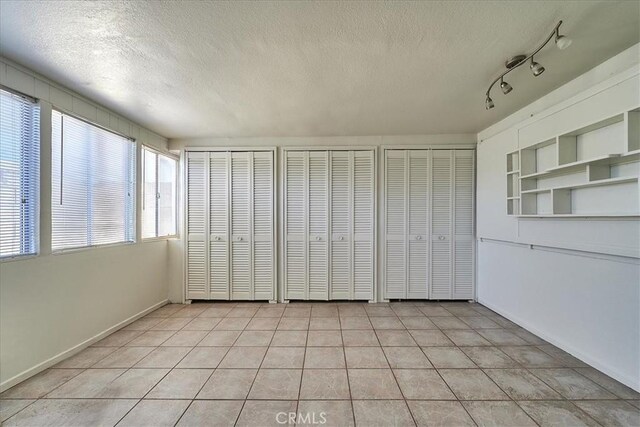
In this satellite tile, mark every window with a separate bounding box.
[51,111,135,250]
[142,147,177,238]
[0,88,40,258]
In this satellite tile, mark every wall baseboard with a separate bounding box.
[0,299,169,393]
[478,297,640,392]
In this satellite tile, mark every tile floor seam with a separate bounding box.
[367,309,426,426]
[232,304,279,426]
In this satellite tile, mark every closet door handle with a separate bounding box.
[339,236,344,241]
[316,236,321,241]
[237,236,243,241]
[416,235,422,240]
[439,235,446,241]
[215,236,221,241]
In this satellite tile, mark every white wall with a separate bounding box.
[476,44,640,391]
[167,134,476,304]
[0,58,173,391]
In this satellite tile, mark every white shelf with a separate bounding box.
[520,154,621,179]
[511,107,639,218]
[521,177,638,194]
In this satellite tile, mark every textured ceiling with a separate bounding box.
[1,1,638,139]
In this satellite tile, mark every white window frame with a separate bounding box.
[0,86,40,261]
[50,108,137,253]
[142,145,179,240]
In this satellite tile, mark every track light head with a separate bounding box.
[500,79,513,95]
[530,58,545,76]
[485,96,494,110]
[555,34,572,50]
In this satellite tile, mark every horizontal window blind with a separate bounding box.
[51,111,135,250]
[0,88,40,258]
[142,146,177,238]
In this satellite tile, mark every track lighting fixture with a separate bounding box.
[485,20,570,109]
[500,78,513,94]
[485,96,494,110]
[530,58,545,76]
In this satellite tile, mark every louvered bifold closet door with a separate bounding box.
[285,151,307,300]
[209,152,230,299]
[330,151,351,300]
[408,150,429,299]
[252,151,274,300]
[453,150,474,299]
[308,151,329,300]
[186,152,209,299]
[430,150,453,299]
[384,151,406,299]
[231,152,251,299]
[353,151,374,300]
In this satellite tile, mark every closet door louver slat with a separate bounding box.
[209,152,229,299]
[330,151,351,300]
[285,151,306,300]
[253,151,274,300]
[453,150,475,300]
[430,150,453,299]
[353,150,374,300]
[231,152,251,300]
[408,150,429,299]
[308,151,329,300]
[384,151,406,299]
[186,152,208,299]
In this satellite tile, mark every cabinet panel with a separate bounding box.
[284,151,306,299]
[408,151,429,299]
[209,152,229,299]
[453,151,475,299]
[186,152,208,299]
[384,151,406,299]
[308,152,329,300]
[330,151,351,300]
[353,151,374,300]
[253,152,274,300]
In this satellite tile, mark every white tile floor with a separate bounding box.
[1,301,639,426]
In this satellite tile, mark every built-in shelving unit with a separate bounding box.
[506,108,640,217]
[506,150,520,215]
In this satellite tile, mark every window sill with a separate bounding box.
[51,241,136,256]
[0,253,39,263]
[141,235,180,243]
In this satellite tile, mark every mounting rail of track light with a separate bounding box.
[485,20,572,110]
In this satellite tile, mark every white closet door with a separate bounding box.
[430,150,453,299]
[186,152,208,299]
[308,151,329,300]
[330,151,351,300]
[353,150,374,300]
[384,151,406,299]
[230,152,251,299]
[253,151,274,300]
[408,150,429,299]
[209,152,229,299]
[453,150,474,299]
[285,151,306,300]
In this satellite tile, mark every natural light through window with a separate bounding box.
[0,88,40,258]
[51,110,135,250]
[142,146,177,238]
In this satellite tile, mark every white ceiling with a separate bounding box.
[1,1,638,139]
